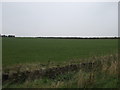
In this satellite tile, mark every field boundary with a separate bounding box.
[2,62,98,84]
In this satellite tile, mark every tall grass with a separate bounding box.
[3,53,119,88]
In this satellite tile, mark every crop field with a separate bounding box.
[2,38,118,66]
[2,38,119,88]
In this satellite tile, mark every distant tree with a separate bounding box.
[8,35,15,37]
[2,35,7,37]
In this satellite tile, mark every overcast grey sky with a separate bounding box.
[2,2,118,37]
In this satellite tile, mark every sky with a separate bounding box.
[1,2,118,37]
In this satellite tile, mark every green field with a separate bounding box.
[2,38,118,66]
[2,38,119,88]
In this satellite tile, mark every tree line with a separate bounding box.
[0,34,15,37]
[37,36,119,39]
[0,34,119,39]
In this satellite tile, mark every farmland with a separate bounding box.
[2,38,119,88]
[2,38,118,66]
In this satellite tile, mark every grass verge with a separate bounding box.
[2,53,119,88]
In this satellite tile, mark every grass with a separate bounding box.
[3,53,119,88]
[2,38,119,88]
[2,38,118,66]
